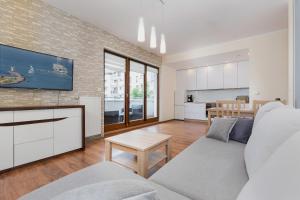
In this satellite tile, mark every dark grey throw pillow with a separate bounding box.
[207,118,238,142]
[229,118,254,144]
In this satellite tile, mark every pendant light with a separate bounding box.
[137,17,145,42]
[150,26,157,48]
[159,1,166,54]
[160,33,166,54]
[136,0,167,53]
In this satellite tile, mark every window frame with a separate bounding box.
[104,49,159,132]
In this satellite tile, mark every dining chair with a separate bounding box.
[252,100,271,116]
[252,99,286,116]
[216,100,246,117]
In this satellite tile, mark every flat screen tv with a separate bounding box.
[0,44,73,91]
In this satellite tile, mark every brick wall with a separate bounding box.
[0,0,161,107]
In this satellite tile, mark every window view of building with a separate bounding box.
[104,53,126,125]
[129,61,145,121]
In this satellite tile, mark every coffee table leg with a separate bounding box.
[105,141,112,161]
[137,150,148,177]
[166,140,172,162]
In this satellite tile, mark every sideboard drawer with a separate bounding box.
[0,111,13,123]
[14,138,53,166]
[54,108,81,118]
[14,122,53,144]
[14,110,53,122]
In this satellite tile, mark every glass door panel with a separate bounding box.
[129,61,145,121]
[104,52,126,125]
[147,67,158,118]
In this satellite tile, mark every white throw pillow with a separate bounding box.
[237,132,300,200]
[245,107,300,178]
[253,101,284,128]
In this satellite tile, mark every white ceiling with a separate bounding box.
[45,0,288,55]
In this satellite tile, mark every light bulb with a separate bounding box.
[137,17,145,42]
[150,26,157,49]
[160,33,166,54]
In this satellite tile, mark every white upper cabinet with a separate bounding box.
[176,70,186,91]
[175,90,185,105]
[237,61,250,88]
[207,65,224,89]
[185,68,197,90]
[175,70,186,105]
[175,61,249,97]
[223,63,238,88]
[196,67,208,90]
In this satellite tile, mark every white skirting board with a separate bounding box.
[79,96,101,137]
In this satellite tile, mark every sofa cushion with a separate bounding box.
[51,180,159,200]
[253,101,284,128]
[207,118,238,142]
[20,162,190,200]
[237,132,300,200]
[149,137,248,200]
[245,108,300,178]
[229,118,254,144]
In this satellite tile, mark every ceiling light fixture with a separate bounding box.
[160,33,166,54]
[137,0,166,54]
[159,0,166,54]
[137,0,145,42]
[137,17,145,42]
[150,26,157,48]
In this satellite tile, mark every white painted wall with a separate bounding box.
[163,30,289,103]
[159,65,176,121]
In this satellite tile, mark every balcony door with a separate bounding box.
[104,50,159,132]
[104,52,127,130]
[129,61,145,123]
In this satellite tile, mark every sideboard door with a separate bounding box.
[0,112,14,171]
[53,108,82,155]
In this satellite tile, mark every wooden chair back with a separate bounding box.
[216,100,246,117]
[252,100,286,115]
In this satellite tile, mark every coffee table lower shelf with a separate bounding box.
[112,151,167,173]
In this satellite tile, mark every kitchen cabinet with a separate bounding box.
[176,70,186,91]
[207,65,224,89]
[175,105,185,120]
[175,70,186,105]
[185,68,197,90]
[196,67,208,90]
[224,63,238,88]
[175,90,185,106]
[184,103,206,120]
[237,61,250,88]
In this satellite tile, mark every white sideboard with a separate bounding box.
[0,105,85,171]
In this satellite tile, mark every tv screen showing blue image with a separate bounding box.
[0,44,73,91]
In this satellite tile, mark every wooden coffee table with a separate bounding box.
[105,130,172,177]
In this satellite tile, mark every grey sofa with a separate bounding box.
[21,102,300,200]
[20,137,248,200]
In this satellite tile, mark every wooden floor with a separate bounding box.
[0,120,207,200]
